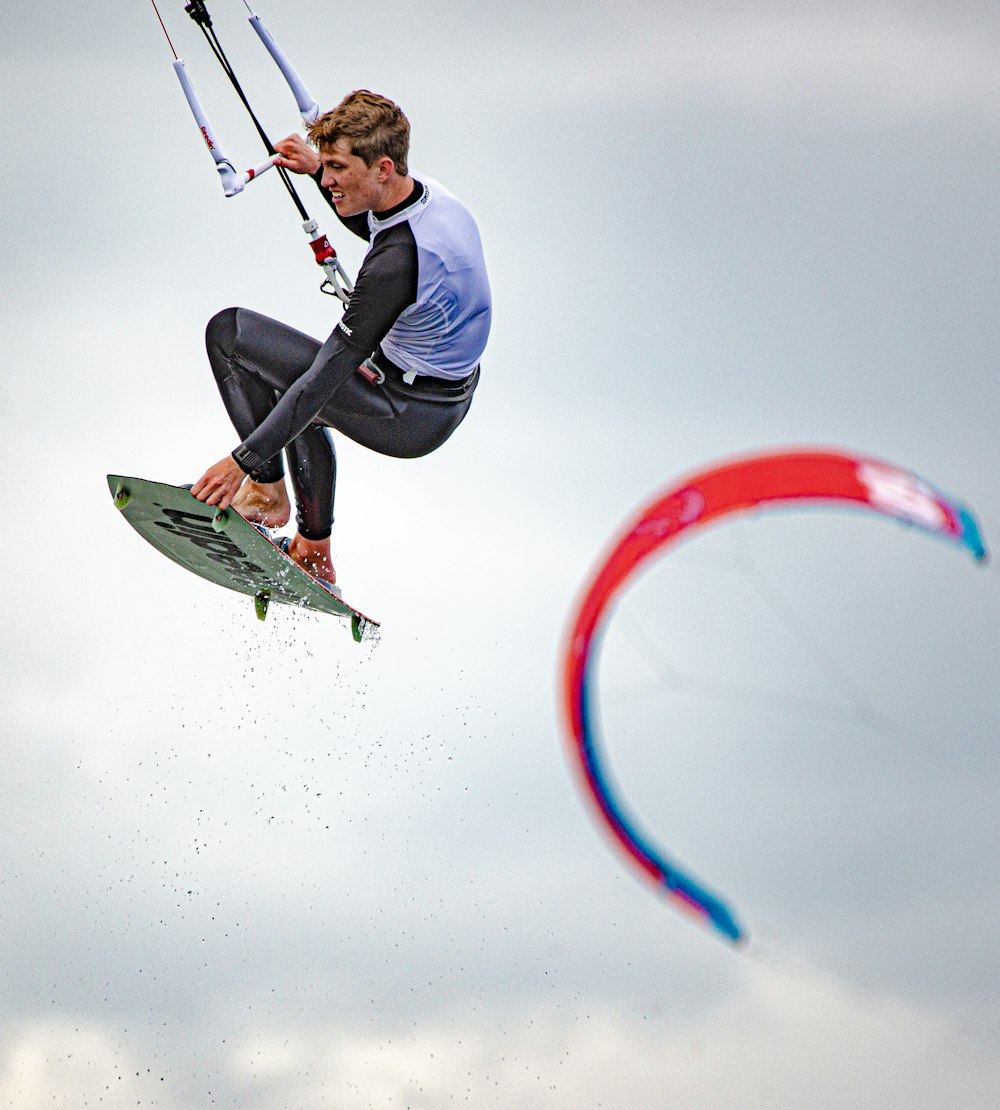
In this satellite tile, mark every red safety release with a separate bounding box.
[309,234,337,264]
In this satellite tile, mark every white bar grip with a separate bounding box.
[174,59,247,194]
[173,59,229,167]
[247,14,321,125]
[174,59,281,197]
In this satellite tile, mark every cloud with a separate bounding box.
[4,957,998,1108]
[0,1022,157,1109]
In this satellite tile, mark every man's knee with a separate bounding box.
[205,307,240,366]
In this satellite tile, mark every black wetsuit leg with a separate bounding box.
[206,307,336,540]
[206,306,477,539]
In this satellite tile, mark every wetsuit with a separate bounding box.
[207,174,491,539]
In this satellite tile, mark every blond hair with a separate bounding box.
[307,90,410,175]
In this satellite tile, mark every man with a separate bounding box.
[191,90,491,588]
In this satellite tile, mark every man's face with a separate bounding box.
[318,138,383,217]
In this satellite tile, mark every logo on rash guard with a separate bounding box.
[153,508,267,577]
[338,321,353,337]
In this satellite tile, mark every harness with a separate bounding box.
[358,352,479,404]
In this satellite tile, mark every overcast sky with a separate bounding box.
[2,2,999,1106]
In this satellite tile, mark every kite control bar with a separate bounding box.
[149,0,353,303]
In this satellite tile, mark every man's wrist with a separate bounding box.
[232,444,265,477]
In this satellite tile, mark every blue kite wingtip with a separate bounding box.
[957,506,989,563]
[663,867,745,945]
[712,908,746,945]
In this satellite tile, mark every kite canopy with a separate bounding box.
[561,448,987,944]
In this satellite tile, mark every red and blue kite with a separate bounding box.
[561,448,987,944]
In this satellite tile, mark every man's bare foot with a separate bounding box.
[286,533,336,585]
[231,479,291,529]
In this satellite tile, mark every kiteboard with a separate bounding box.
[107,474,377,642]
